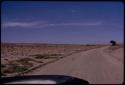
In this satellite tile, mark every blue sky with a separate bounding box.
[1,1,124,44]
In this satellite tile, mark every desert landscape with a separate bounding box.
[23,44,124,84]
[1,1,123,84]
[1,43,104,77]
[1,43,124,84]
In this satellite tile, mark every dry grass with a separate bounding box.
[1,43,104,77]
[30,54,62,59]
[1,62,28,75]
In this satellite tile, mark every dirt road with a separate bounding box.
[25,46,123,84]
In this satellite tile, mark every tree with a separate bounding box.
[110,40,116,46]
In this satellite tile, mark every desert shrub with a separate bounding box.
[34,54,52,59]
[4,59,33,74]
[3,64,28,73]
[49,54,62,56]
[13,65,28,72]
[19,58,33,61]
[41,56,57,59]
[16,58,33,67]
[32,54,61,59]
[35,55,47,59]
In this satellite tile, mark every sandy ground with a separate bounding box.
[25,46,124,84]
[1,43,104,77]
[109,48,124,61]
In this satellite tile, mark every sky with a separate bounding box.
[1,1,124,44]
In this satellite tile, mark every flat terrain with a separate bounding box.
[25,46,124,84]
[1,43,103,77]
[1,43,123,84]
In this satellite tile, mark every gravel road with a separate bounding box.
[25,46,123,84]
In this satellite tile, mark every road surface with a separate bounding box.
[25,46,123,84]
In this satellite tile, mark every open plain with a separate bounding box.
[1,43,124,84]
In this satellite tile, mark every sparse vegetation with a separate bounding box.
[5,65,27,73]
[31,54,61,59]
[16,58,34,67]
[2,63,28,74]
[1,43,104,76]
[1,58,33,75]
[12,65,28,72]
[32,54,48,59]
[48,54,62,56]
